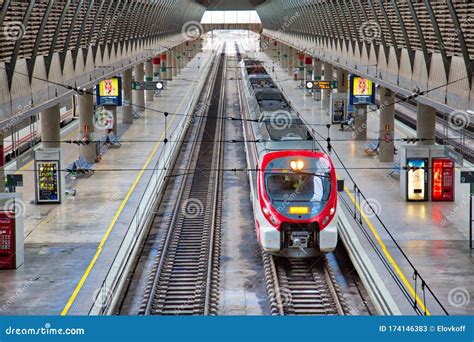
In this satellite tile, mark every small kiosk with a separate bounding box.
[400,146,455,202]
[34,148,65,204]
[0,193,24,270]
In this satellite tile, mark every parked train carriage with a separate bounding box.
[4,99,76,163]
[240,59,339,258]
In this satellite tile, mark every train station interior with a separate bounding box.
[0,0,473,317]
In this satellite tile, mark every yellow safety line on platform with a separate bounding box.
[61,77,197,316]
[343,185,430,315]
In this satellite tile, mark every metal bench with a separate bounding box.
[66,156,95,176]
[100,133,121,148]
[364,140,379,156]
[387,162,401,180]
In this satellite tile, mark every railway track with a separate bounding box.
[262,253,349,315]
[138,46,227,316]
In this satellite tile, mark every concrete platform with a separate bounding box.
[253,49,474,315]
[0,49,214,315]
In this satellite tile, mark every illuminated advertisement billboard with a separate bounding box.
[96,77,123,106]
[349,75,376,105]
[407,159,428,202]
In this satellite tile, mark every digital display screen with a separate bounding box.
[37,161,60,203]
[350,75,376,105]
[96,77,122,106]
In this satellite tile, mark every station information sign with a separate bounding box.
[96,77,123,106]
[305,80,337,90]
[35,161,60,204]
[132,81,164,91]
[349,75,376,105]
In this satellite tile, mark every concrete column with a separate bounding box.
[166,50,173,81]
[145,60,155,102]
[172,49,178,78]
[133,63,145,113]
[378,87,396,162]
[153,56,161,81]
[40,104,61,149]
[122,68,133,124]
[79,91,96,164]
[104,106,118,136]
[353,105,368,141]
[305,55,313,96]
[175,44,183,72]
[297,52,304,81]
[287,47,294,76]
[292,50,299,80]
[313,59,322,101]
[323,62,333,109]
[282,44,289,71]
[144,60,154,102]
[160,53,167,80]
[417,103,436,145]
[336,68,348,93]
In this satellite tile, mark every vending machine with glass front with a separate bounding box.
[432,158,455,201]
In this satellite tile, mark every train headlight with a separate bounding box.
[322,216,329,226]
[262,206,278,226]
[290,160,304,172]
[330,207,335,215]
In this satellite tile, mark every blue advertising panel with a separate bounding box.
[96,77,123,106]
[349,75,376,105]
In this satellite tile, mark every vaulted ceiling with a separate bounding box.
[195,0,266,10]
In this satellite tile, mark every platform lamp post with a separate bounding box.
[461,171,474,249]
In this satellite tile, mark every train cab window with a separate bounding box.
[265,123,312,141]
[265,173,331,203]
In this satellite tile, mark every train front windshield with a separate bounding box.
[265,173,331,203]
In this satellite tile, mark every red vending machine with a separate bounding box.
[0,212,17,269]
[0,194,24,270]
[432,158,455,201]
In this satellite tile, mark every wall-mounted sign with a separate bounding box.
[305,80,338,90]
[132,81,164,91]
[96,77,122,106]
[349,75,376,105]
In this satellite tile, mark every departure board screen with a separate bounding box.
[36,161,60,203]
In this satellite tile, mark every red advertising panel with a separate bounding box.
[298,53,305,61]
[0,212,15,269]
[305,56,313,65]
[432,159,455,201]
